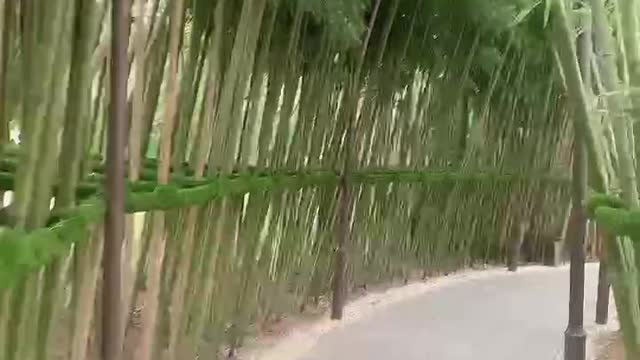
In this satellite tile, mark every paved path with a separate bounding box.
[299,264,601,360]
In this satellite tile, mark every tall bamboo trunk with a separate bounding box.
[564,7,591,359]
[331,177,351,320]
[589,0,640,356]
[134,0,184,359]
[103,0,131,358]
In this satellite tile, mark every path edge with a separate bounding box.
[238,265,578,360]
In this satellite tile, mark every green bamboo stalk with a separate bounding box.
[256,69,285,169]
[618,0,640,92]
[171,1,210,173]
[210,0,267,173]
[130,0,152,181]
[591,0,640,356]
[189,200,227,354]
[57,0,102,208]
[0,0,11,153]
[193,0,226,175]
[610,2,640,207]
[0,288,8,360]
[38,5,103,356]
[552,0,609,193]
[140,7,170,159]
[14,0,67,229]
[165,206,198,359]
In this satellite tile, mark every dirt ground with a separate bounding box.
[234,278,411,359]
[595,332,624,360]
[235,271,448,359]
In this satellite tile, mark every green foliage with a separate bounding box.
[587,193,628,217]
[588,194,640,239]
[0,170,570,290]
[0,200,103,289]
[593,207,640,238]
[294,0,368,47]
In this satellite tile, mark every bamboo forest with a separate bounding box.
[2,0,640,359]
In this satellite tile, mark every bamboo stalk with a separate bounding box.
[103,0,131,358]
[135,0,185,358]
[70,227,104,360]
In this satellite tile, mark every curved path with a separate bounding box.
[298,264,601,360]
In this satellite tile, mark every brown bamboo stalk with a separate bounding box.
[331,0,383,320]
[103,0,131,358]
[165,207,198,359]
[70,228,105,360]
[135,0,184,358]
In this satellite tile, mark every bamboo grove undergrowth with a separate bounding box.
[0,0,615,359]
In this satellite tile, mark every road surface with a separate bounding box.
[298,264,601,360]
